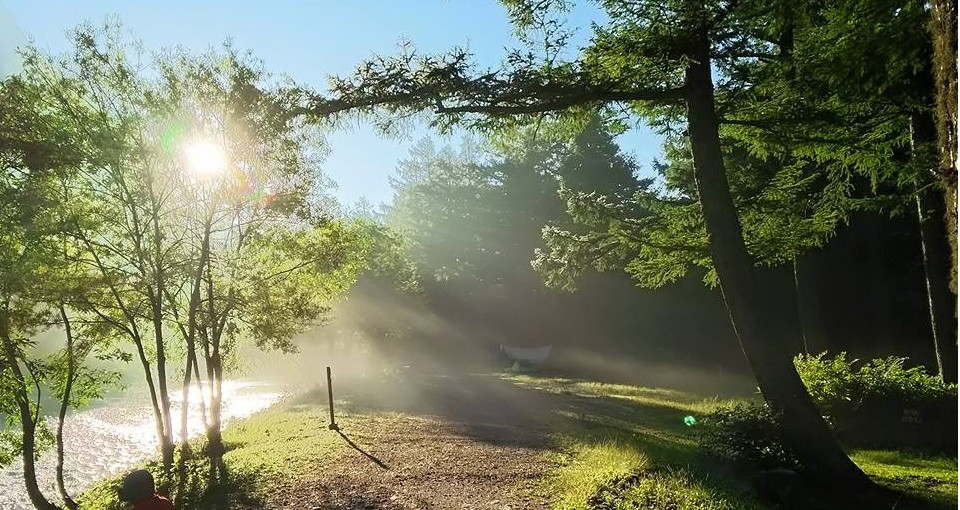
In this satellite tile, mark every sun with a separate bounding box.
[184,139,227,178]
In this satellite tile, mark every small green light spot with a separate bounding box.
[683,415,697,427]
[160,123,187,154]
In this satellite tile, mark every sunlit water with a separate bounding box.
[1,380,283,510]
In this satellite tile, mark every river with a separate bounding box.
[0,380,283,510]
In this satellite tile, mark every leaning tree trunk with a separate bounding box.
[683,35,880,494]
[910,112,958,383]
[929,0,958,297]
[55,306,79,510]
[0,324,60,510]
[914,184,958,382]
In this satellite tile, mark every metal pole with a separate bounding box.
[326,366,339,430]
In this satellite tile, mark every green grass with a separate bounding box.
[505,373,958,510]
[549,440,650,510]
[597,468,759,510]
[505,374,763,510]
[76,374,958,510]
[851,450,958,508]
[77,404,346,510]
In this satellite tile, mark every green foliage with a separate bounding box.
[794,352,957,416]
[233,221,366,353]
[302,0,943,296]
[78,406,347,510]
[700,355,958,469]
[698,402,800,471]
[0,20,369,503]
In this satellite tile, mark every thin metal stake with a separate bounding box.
[326,366,339,431]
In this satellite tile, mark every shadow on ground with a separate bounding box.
[297,370,708,456]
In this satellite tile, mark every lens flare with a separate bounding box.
[184,139,227,178]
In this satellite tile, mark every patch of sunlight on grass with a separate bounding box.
[505,374,743,415]
[604,469,761,510]
[851,449,958,509]
[550,439,649,510]
[511,374,772,510]
[223,407,343,478]
[78,403,348,510]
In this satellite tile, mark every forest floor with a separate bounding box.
[79,371,959,510]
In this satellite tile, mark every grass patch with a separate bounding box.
[505,374,742,414]
[506,373,958,510]
[851,450,958,509]
[505,374,764,510]
[549,440,649,510]
[592,468,759,510]
[77,403,345,510]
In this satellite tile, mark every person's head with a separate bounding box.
[118,469,155,503]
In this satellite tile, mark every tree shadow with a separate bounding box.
[199,464,267,510]
[335,429,390,470]
[165,452,265,510]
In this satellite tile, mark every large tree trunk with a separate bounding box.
[929,0,958,297]
[683,35,880,495]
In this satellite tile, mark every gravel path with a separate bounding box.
[260,374,559,510]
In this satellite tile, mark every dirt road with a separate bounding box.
[260,373,561,510]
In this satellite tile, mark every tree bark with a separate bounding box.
[0,317,60,510]
[179,221,212,454]
[929,0,958,297]
[148,286,175,469]
[55,306,78,510]
[910,111,958,382]
[683,34,879,494]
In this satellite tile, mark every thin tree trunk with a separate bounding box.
[80,233,168,466]
[910,113,957,382]
[152,292,174,465]
[193,352,210,430]
[791,259,810,354]
[914,188,958,381]
[203,250,226,466]
[179,350,194,454]
[130,330,167,468]
[55,306,78,510]
[148,286,174,468]
[179,224,212,454]
[683,31,880,495]
[0,319,60,510]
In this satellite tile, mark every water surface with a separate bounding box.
[1,380,283,510]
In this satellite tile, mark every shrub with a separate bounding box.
[699,353,957,467]
[794,352,955,413]
[698,402,799,471]
[794,352,957,451]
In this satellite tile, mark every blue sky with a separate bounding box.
[1,1,662,208]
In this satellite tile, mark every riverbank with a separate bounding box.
[75,372,957,510]
[1,381,283,510]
